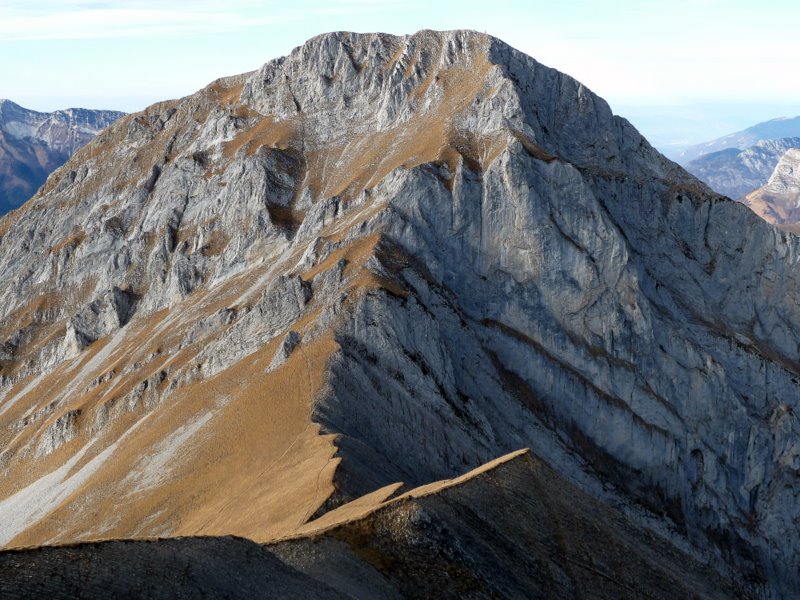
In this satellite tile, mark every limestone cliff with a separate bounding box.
[0,30,798,597]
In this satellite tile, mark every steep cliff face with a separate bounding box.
[685,137,800,199]
[0,100,124,213]
[742,148,800,227]
[0,30,798,597]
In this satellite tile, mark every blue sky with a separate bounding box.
[2,0,799,151]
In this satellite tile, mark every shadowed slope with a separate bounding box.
[0,450,743,600]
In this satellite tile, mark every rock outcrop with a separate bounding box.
[685,137,800,199]
[0,30,799,597]
[742,148,800,226]
[0,100,123,214]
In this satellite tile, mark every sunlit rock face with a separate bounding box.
[0,30,798,598]
[742,148,800,228]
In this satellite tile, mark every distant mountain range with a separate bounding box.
[684,137,800,199]
[677,115,800,164]
[0,100,123,214]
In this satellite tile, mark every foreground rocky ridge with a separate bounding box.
[0,100,124,214]
[0,30,798,597]
[0,450,742,599]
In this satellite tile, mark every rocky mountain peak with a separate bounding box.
[0,30,798,597]
[766,147,800,194]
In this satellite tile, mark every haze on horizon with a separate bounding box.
[2,0,799,153]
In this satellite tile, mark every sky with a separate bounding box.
[2,0,800,154]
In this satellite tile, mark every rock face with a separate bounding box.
[0,30,799,597]
[0,100,123,214]
[742,148,800,226]
[0,537,347,599]
[685,137,800,199]
[678,115,800,163]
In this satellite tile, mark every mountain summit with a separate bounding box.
[0,30,798,597]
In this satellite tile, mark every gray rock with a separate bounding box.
[0,29,798,598]
[268,331,302,372]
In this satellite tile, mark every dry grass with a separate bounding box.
[49,228,86,255]
[0,242,355,548]
[222,116,300,160]
[208,81,244,106]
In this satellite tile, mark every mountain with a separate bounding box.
[741,148,800,227]
[684,137,800,198]
[0,30,799,597]
[0,100,123,214]
[678,115,800,163]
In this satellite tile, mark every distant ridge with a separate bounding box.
[0,100,124,215]
[678,115,800,163]
[684,137,800,198]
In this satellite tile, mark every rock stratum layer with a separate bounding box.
[0,100,123,214]
[0,30,798,598]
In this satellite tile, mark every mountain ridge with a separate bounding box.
[0,29,798,597]
[685,137,800,199]
[0,449,743,599]
[678,114,800,163]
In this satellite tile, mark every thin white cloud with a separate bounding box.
[1,2,271,40]
[0,0,410,41]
